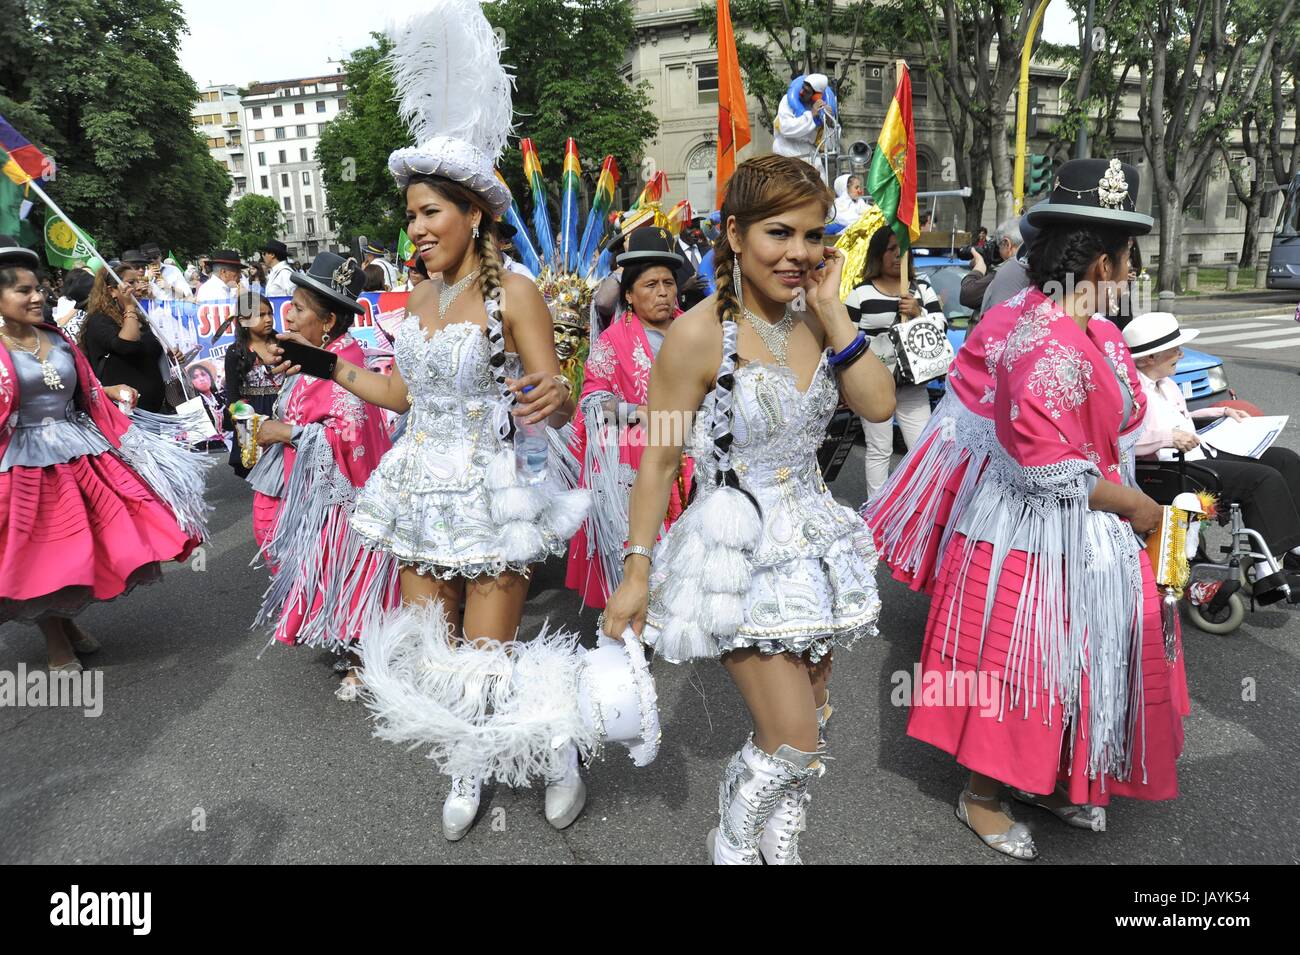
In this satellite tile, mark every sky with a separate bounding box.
[179,1,1080,91]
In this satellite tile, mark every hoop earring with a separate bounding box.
[732,253,744,312]
[321,333,331,346]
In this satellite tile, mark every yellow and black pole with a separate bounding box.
[1014,0,1053,216]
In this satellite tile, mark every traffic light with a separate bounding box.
[1027,153,1053,196]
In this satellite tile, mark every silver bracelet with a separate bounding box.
[622,544,653,563]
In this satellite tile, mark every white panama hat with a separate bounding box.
[576,631,661,767]
[1122,311,1200,358]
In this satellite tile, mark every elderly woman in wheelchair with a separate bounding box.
[1126,313,1300,629]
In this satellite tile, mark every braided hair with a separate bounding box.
[1027,224,1131,297]
[709,155,833,490]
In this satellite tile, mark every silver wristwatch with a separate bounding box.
[622,544,653,563]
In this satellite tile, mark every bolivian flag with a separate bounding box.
[866,65,920,252]
[628,170,667,213]
[559,138,581,271]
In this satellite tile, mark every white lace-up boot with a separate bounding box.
[442,775,482,842]
[544,741,587,830]
[708,736,818,865]
[757,744,823,865]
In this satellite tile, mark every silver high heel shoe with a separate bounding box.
[955,787,1038,861]
[1012,786,1107,831]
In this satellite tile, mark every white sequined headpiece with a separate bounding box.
[386,0,515,217]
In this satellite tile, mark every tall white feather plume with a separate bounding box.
[387,0,514,160]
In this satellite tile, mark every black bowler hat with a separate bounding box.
[616,226,685,271]
[493,218,518,241]
[1026,158,1153,235]
[140,242,163,260]
[209,249,244,269]
[120,248,149,267]
[0,235,39,270]
[363,240,389,257]
[290,251,365,315]
[261,240,289,261]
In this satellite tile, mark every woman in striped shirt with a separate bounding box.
[844,226,944,498]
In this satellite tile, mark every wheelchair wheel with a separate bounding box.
[1187,593,1246,635]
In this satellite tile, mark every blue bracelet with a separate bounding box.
[828,331,868,368]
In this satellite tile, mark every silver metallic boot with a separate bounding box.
[441,775,482,842]
[758,744,823,865]
[544,741,587,830]
[707,737,816,865]
[816,691,832,749]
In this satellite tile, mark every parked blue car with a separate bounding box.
[914,257,1230,408]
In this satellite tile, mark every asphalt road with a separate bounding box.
[2,357,1298,864]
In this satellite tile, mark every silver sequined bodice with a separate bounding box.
[390,319,521,490]
[687,353,861,565]
[1,335,110,471]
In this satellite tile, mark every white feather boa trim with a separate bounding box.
[360,603,599,786]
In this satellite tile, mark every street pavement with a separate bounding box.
[2,358,1298,864]
[1179,311,1300,368]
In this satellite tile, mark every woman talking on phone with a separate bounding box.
[601,155,895,864]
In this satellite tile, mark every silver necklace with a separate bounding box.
[743,306,795,365]
[3,329,64,390]
[438,268,481,320]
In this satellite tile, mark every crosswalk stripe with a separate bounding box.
[1193,328,1298,345]
[1239,332,1300,350]
[1183,319,1290,333]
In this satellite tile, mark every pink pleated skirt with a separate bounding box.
[0,453,199,621]
[908,534,1190,805]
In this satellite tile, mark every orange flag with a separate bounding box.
[716,0,751,208]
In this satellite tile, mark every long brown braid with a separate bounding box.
[708,155,833,490]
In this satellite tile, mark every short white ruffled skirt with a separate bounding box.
[351,442,588,579]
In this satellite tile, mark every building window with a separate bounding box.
[863,63,886,103]
[254,129,265,142]
[696,62,718,105]
[258,152,266,167]
[285,220,294,237]
[316,100,326,113]
[307,218,316,235]
[296,125,307,137]
[337,97,347,111]
[304,194,313,210]
[302,170,311,186]
[275,127,285,139]
[1226,188,1241,220]
[284,196,293,211]
[273,104,283,117]
[260,175,268,190]
[278,149,287,163]
[916,152,932,193]
[295,102,304,115]
[1185,180,1206,220]
[911,68,928,107]
[281,173,289,188]
[252,106,262,119]
[228,112,238,124]
[231,158,243,173]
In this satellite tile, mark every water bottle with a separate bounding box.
[513,385,549,485]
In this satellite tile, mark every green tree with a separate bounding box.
[484,0,658,210]
[0,0,231,262]
[316,33,409,246]
[225,193,285,258]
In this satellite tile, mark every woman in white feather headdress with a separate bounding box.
[272,0,593,843]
